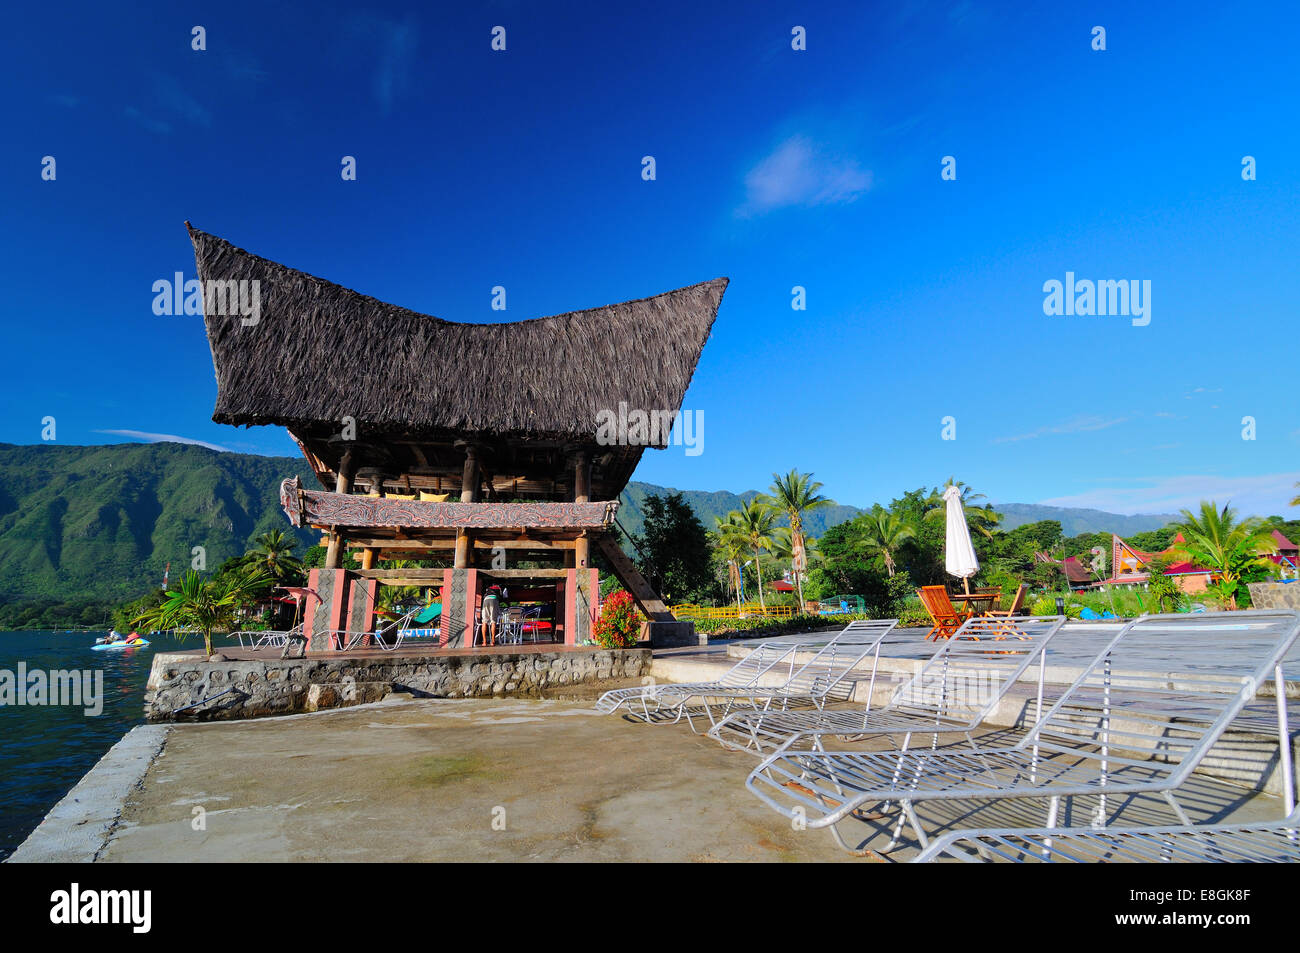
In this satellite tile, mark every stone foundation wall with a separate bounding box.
[1247,582,1300,610]
[144,648,650,721]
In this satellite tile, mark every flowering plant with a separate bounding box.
[592,590,642,649]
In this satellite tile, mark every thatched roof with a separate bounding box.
[188,225,727,443]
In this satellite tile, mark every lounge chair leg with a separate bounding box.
[883,800,911,852]
[904,801,929,851]
[1163,790,1192,826]
[1041,795,1060,859]
[881,732,912,814]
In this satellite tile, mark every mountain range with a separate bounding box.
[0,443,1180,611]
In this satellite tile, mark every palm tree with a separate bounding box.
[763,469,831,610]
[136,566,270,658]
[1291,482,1300,508]
[859,505,915,577]
[1169,501,1277,609]
[245,529,303,585]
[711,515,749,610]
[924,477,1002,539]
[732,498,778,611]
[375,558,422,611]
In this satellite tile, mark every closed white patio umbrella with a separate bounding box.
[943,485,979,594]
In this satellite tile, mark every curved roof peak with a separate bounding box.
[188,225,728,443]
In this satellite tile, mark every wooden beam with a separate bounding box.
[358,567,570,583]
[324,527,342,569]
[476,568,570,579]
[594,534,673,621]
[357,569,446,582]
[454,444,480,569]
[345,538,576,551]
[572,450,591,569]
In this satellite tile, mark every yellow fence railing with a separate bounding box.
[669,603,796,621]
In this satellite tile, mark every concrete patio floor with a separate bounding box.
[97,693,1288,863]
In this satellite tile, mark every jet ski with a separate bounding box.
[92,632,150,651]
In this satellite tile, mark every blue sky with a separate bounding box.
[3,0,1298,517]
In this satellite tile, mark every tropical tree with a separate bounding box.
[1143,557,1185,613]
[244,529,304,586]
[136,566,271,658]
[635,492,713,603]
[1170,501,1278,609]
[711,514,750,609]
[374,559,423,611]
[858,505,915,577]
[770,527,822,566]
[1292,482,1300,508]
[762,469,831,611]
[731,498,778,610]
[924,477,1003,539]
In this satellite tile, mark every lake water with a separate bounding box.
[0,629,211,859]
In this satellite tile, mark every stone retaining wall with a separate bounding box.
[144,648,650,721]
[1247,582,1300,610]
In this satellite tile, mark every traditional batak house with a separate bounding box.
[189,225,727,653]
[1101,532,1214,594]
[1265,530,1299,578]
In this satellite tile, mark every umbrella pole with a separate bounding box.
[963,577,970,595]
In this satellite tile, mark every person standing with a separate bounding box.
[480,585,502,646]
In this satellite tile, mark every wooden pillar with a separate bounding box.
[454,444,480,569]
[324,452,355,569]
[360,548,375,570]
[572,450,591,569]
[334,450,355,494]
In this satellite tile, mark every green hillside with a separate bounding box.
[0,443,317,619]
[992,502,1178,536]
[616,481,864,541]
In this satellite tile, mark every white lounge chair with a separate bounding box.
[594,619,896,731]
[746,610,1300,856]
[331,605,421,652]
[709,615,1066,754]
[654,618,900,733]
[914,808,1300,863]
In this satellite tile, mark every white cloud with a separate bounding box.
[1039,471,1300,517]
[152,73,212,127]
[96,430,230,453]
[738,136,872,215]
[994,415,1128,444]
[124,106,171,135]
[345,13,419,113]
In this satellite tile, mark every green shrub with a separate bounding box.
[980,568,1022,602]
[692,612,875,640]
[898,597,930,628]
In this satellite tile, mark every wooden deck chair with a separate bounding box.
[918,585,968,640]
[983,584,1028,618]
[745,610,1300,857]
